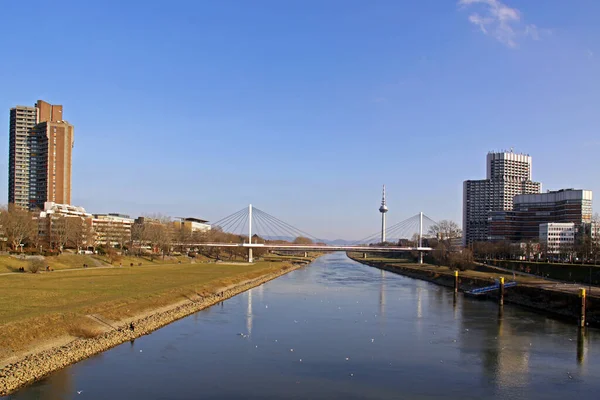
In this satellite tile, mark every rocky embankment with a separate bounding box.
[0,264,302,396]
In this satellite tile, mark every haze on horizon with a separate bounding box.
[1,0,599,240]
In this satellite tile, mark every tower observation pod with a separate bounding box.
[379,185,388,243]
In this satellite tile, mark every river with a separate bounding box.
[4,252,600,399]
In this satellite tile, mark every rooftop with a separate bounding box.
[183,217,209,224]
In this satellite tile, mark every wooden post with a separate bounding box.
[454,270,459,293]
[580,288,586,328]
[499,277,505,306]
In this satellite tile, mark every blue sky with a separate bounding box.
[1,0,599,240]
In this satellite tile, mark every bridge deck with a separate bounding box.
[180,243,432,252]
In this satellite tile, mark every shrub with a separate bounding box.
[67,324,102,339]
[28,258,46,274]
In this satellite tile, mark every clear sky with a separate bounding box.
[1,0,599,240]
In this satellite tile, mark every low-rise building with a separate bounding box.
[38,202,92,251]
[92,213,134,247]
[539,222,575,255]
[173,217,211,234]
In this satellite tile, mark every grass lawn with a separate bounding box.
[0,254,105,274]
[93,254,200,266]
[0,260,292,360]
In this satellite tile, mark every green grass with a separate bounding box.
[0,260,292,359]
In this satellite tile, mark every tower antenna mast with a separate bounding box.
[379,185,388,243]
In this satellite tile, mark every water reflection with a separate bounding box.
[578,328,587,366]
[246,289,253,336]
[379,269,386,317]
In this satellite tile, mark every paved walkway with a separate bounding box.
[477,262,599,296]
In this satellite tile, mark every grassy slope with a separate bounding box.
[0,254,106,273]
[347,253,548,285]
[0,261,291,360]
[0,254,216,274]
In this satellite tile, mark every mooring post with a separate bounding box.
[454,270,459,293]
[363,252,367,259]
[580,288,586,328]
[499,277,505,306]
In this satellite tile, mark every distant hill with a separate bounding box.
[321,239,356,246]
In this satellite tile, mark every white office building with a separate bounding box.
[92,213,135,246]
[463,151,541,245]
[539,222,575,255]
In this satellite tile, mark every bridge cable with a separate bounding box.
[218,209,248,234]
[353,213,425,245]
[252,212,273,241]
[253,208,320,242]
[254,209,309,242]
[229,212,248,238]
[251,211,274,240]
[255,211,290,241]
[212,208,247,232]
[211,207,247,229]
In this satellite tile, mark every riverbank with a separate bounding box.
[0,260,309,396]
[348,254,600,327]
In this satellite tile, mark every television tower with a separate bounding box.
[379,185,388,243]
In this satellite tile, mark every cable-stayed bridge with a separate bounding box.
[184,205,437,263]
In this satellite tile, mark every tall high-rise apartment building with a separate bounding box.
[463,151,541,245]
[8,100,74,210]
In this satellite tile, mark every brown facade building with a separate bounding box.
[8,100,74,210]
[489,189,593,242]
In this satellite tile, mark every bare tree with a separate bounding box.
[428,220,461,242]
[447,248,474,271]
[0,205,36,252]
[432,241,448,267]
[29,218,43,253]
[83,221,95,252]
[173,221,192,253]
[144,221,172,260]
[50,216,70,252]
[66,217,89,252]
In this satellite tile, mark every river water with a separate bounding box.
[5,253,600,399]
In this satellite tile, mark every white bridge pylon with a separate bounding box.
[186,204,436,263]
